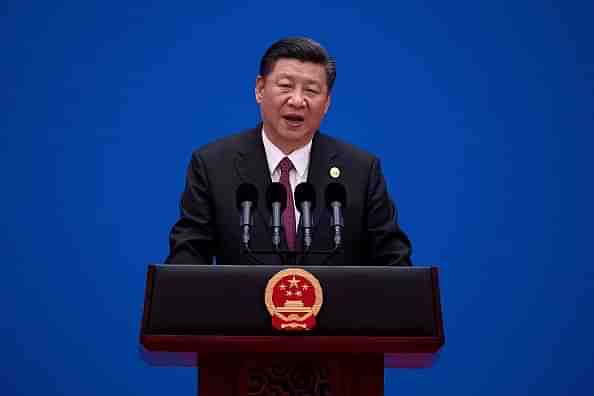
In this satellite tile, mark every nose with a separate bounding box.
[288,91,307,108]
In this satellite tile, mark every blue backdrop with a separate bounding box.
[2,1,593,395]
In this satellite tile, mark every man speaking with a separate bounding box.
[165,37,411,266]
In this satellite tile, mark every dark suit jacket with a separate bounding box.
[166,125,412,266]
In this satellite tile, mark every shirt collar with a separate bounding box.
[261,128,311,179]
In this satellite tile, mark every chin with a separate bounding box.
[278,129,305,141]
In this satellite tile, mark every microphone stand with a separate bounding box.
[241,244,267,265]
[321,246,340,266]
[273,244,288,266]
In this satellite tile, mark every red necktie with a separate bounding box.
[278,157,296,250]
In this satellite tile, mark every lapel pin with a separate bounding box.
[329,166,341,179]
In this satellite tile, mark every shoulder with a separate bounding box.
[316,131,378,165]
[191,126,259,160]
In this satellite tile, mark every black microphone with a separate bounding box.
[295,182,316,249]
[325,183,347,248]
[236,183,258,247]
[266,182,287,248]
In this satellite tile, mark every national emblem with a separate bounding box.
[265,268,324,331]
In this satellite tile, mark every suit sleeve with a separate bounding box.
[365,158,412,266]
[165,151,215,265]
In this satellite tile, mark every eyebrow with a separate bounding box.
[276,73,322,86]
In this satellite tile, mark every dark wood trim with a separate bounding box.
[140,349,437,369]
[141,334,443,353]
[198,354,247,396]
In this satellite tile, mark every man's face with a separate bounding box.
[255,58,331,153]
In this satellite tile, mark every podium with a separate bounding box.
[140,264,444,395]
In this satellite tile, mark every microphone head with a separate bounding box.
[294,182,316,212]
[266,182,287,211]
[325,182,347,209]
[236,183,258,210]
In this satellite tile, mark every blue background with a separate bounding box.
[2,1,593,394]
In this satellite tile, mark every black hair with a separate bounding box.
[259,37,336,93]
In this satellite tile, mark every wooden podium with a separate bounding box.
[140,264,444,395]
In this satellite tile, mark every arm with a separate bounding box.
[365,158,412,266]
[165,151,215,265]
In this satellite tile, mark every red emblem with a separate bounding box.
[265,268,324,331]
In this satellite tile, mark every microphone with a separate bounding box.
[325,183,347,248]
[295,182,316,249]
[266,182,287,248]
[236,183,258,247]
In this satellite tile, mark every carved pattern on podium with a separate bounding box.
[248,364,331,396]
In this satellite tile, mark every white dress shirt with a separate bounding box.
[261,129,311,231]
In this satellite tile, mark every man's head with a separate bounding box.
[255,37,335,154]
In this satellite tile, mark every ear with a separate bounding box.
[323,94,332,115]
[255,75,265,104]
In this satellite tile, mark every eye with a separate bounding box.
[277,81,292,89]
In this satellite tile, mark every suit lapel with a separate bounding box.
[233,126,274,244]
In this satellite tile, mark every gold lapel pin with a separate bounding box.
[329,166,341,179]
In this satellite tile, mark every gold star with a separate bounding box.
[296,291,302,297]
[286,291,293,297]
[288,276,301,288]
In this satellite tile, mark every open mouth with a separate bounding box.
[282,114,305,125]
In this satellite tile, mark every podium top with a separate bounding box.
[142,265,443,337]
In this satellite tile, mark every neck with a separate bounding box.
[263,129,313,155]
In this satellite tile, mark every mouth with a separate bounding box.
[282,114,305,127]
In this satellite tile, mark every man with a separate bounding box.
[166,37,411,266]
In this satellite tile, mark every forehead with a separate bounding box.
[267,58,327,86]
